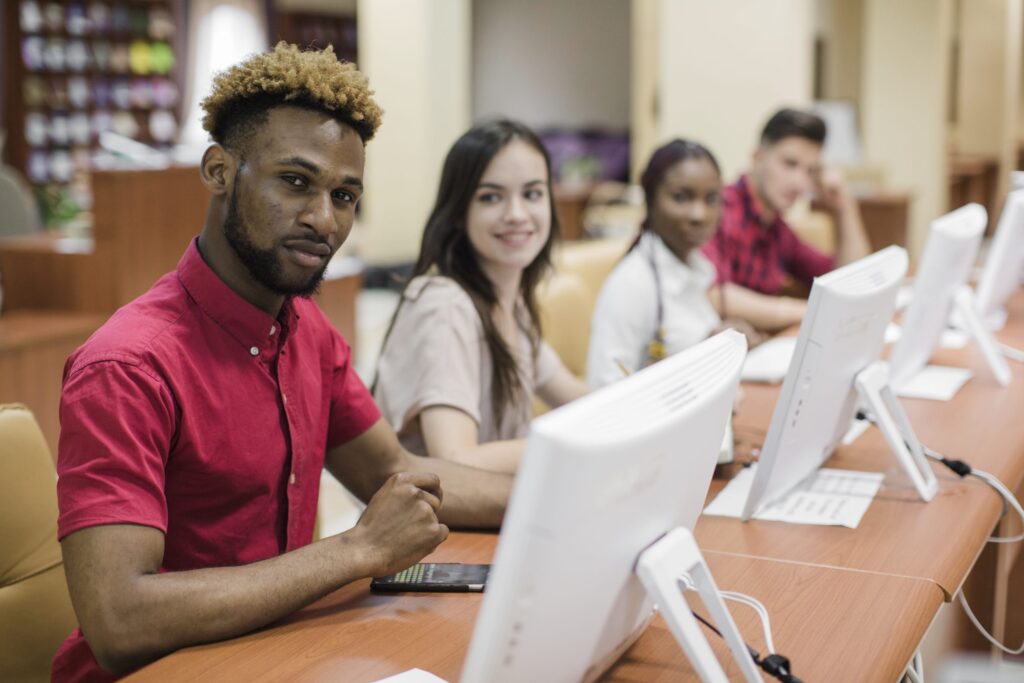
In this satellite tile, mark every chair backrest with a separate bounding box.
[536,271,592,378]
[551,237,632,312]
[0,403,78,683]
[0,166,42,238]
[537,237,632,382]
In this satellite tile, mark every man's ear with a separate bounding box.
[751,144,764,169]
[200,144,237,197]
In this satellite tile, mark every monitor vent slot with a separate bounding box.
[548,339,742,441]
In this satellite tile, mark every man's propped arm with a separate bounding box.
[325,417,512,528]
[818,168,871,266]
[709,282,806,333]
[62,470,448,675]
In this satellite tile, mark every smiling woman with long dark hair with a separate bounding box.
[373,119,588,473]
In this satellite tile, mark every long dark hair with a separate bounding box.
[633,138,721,249]
[379,119,560,424]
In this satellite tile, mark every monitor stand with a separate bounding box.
[854,362,938,502]
[635,527,763,683]
[952,285,1012,386]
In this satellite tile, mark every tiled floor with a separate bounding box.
[317,287,401,538]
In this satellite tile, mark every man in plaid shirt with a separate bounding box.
[703,109,870,331]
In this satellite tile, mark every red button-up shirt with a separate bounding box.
[702,175,834,295]
[52,238,380,682]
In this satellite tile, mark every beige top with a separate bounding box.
[374,275,562,455]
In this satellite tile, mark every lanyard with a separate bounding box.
[645,236,668,364]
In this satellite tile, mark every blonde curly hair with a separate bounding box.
[201,42,383,147]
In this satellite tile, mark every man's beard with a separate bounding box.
[223,185,328,298]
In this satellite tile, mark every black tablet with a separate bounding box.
[370,563,490,593]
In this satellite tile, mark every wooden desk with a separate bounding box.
[125,532,943,683]
[121,294,1024,680]
[0,310,105,455]
[698,291,1024,600]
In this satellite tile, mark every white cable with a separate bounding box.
[998,342,1024,363]
[904,661,923,683]
[720,591,776,654]
[678,576,776,654]
[918,445,1024,543]
[958,590,1024,655]
[969,468,1024,543]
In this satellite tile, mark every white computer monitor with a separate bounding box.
[741,246,917,519]
[889,204,986,385]
[461,331,747,683]
[888,203,1010,387]
[975,189,1024,327]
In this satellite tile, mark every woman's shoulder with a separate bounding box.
[601,239,658,292]
[404,274,472,304]
[400,275,480,326]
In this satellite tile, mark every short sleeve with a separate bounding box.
[533,340,563,388]
[57,360,177,540]
[778,224,835,284]
[326,328,382,450]
[586,255,659,389]
[374,279,484,433]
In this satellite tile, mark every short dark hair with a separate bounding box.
[759,108,826,146]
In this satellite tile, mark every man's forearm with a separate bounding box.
[712,283,805,332]
[65,527,378,675]
[405,453,512,528]
[833,196,871,266]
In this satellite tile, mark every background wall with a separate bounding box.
[656,0,814,181]
[472,0,630,130]
[954,0,1021,205]
[357,0,471,266]
[861,0,953,255]
[817,0,864,104]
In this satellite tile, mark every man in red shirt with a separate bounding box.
[703,108,871,331]
[54,43,512,682]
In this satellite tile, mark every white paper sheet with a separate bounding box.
[372,670,449,683]
[740,336,797,383]
[703,465,884,529]
[894,365,973,401]
[884,323,968,349]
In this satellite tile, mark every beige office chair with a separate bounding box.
[0,165,42,238]
[536,270,592,378]
[0,404,78,683]
[550,236,632,312]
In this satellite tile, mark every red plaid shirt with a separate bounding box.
[702,175,834,294]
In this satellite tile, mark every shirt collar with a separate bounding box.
[643,231,714,289]
[737,174,781,232]
[176,237,298,353]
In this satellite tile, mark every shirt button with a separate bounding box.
[282,393,288,404]
[269,325,276,336]
[289,473,296,485]
[250,346,259,356]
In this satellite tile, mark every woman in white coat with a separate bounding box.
[588,139,734,388]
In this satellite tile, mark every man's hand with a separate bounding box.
[814,167,871,266]
[815,166,854,213]
[349,472,450,576]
